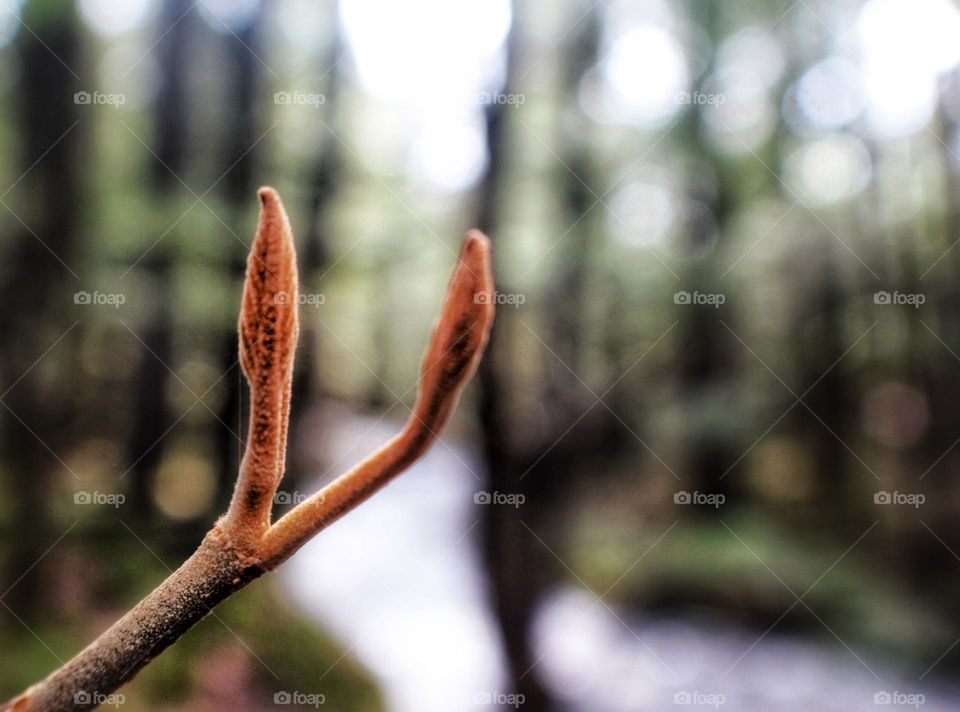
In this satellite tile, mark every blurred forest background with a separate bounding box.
[2,0,960,709]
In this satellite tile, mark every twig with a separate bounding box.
[1,187,495,712]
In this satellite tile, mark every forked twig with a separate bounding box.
[2,187,495,712]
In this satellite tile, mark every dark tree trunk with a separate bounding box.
[674,0,738,501]
[124,0,196,521]
[0,0,82,615]
[126,254,174,519]
[474,7,553,709]
[476,4,605,709]
[151,0,194,190]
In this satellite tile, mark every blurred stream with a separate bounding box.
[281,412,960,711]
[280,409,506,712]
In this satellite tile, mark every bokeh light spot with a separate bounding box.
[79,0,154,37]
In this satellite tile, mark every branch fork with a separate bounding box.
[3,187,494,711]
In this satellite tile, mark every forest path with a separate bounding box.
[281,409,958,711]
